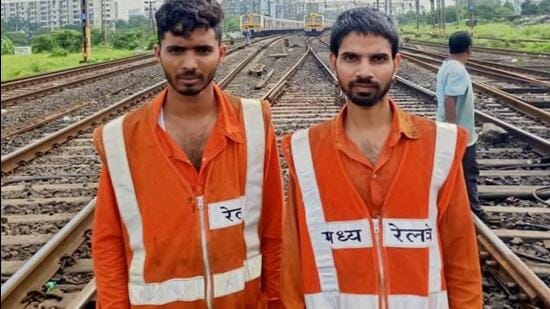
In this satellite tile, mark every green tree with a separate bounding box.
[1,36,15,55]
[538,0,550,13]
[112,30,143,50]
[52,30,82,52]
[31,33,56,52]
[224,16,241,33]
[4,32,29,46]
[128,15,148,30]
[521,0,539,14]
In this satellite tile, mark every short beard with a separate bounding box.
[340,78,392,108]
[163,65,217,97]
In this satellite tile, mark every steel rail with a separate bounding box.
[401,54,550,125]
[1,53,154,90]
[474,216,550,307]
[403,38,550,58]
[395,76,550,154]
[218,36,284,88]
[0,81,166,173]
[0,201,95,307]
[0,39,268,172]
[0,38,246,89]
[1,59,159,108]
[401,50,550,89]
[400,47,550,85]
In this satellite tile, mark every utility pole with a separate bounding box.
[441,0,446,35]
[456,0,460,26]
[81,0,91,62]
[430,0,435,34]
[100,0,107,44]
[145,1,156,39]
[416,0,420,33]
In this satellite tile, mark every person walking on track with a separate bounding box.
[436,31,489,223]
[278,7,482,309]
[92,0,285,307]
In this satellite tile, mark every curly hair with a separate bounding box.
[155,0,224,43]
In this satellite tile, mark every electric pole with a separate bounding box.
[416,0,420,33]
[145,1,156,40]
[81,0,91,62]
[101,0,107,44]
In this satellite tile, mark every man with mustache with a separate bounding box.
[91,0,285,307]
[278,8,482,308]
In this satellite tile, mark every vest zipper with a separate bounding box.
[197,196,213,309]
[373,218,387,309]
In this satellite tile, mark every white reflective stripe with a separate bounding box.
[213,254,262,297]
[305,292,378,308]
[244,253,263,281]
[208,196,244,230]
[383,218,434,248]
[291,129,339,292]
[103,116,146,284]
[388,292,449,309]
[104,118,207,305]
[428,122,457,293]
[241,98,264,262]
[129,276,205,305]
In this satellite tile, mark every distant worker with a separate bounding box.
[278,8,482,308]
[436,31,489,222]
[92,0,285,307]
[245,25,252,46]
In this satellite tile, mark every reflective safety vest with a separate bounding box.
[101,98,266,307]
[290,121,458,309]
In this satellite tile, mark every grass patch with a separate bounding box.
[1,47,138,81]
[400,22,550,53]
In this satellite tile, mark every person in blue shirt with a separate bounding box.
[244,26,252,46]
[436,31,489,222]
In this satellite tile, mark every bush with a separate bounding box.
[146,35,157,50]
[112,31,143,50]
[5,31,29,46]
[1,36,15,55]
[31,34,56,52]
[49,47,69,57]
[52,30,81,52]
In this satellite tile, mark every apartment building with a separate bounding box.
[1,0,117,30]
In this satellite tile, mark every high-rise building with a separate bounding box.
[0,0,116,30]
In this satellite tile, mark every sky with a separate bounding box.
[116,0,160,20]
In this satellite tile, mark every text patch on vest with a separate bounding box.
[208,196,245,230]
[383,219,434,248]
[316,219,372,249]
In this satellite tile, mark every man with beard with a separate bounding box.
[277,8,482,308]
[91,0,285,307]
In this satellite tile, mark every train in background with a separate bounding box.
[304,12,334,36]
[240,13,304,36]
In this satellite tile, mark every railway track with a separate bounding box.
[0,55,159,108]
[1,37,548,308]
[402,39,550,68]
[0,36,275,158]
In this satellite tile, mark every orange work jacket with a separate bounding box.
[279,104,482,308]
[92,85,284,308]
